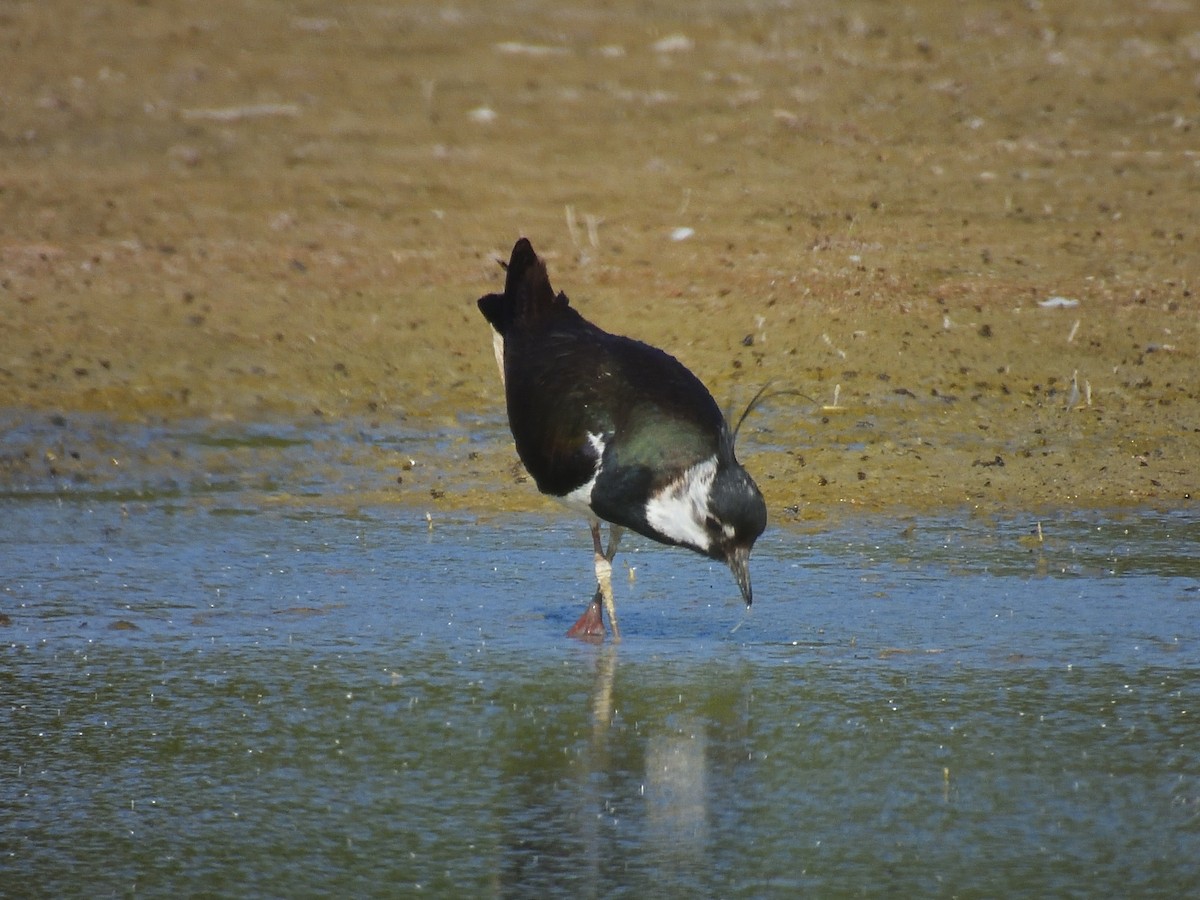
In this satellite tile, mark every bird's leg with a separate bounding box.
[595,520,624,643]
[566,522,608,641]
[604,524,623,563]
[601,525,623,640]
[566,521,622,641]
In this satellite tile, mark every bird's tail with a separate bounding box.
[477,238,567,335]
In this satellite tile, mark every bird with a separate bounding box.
[477,238,766,640]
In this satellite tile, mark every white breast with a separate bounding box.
[644,455,718,552]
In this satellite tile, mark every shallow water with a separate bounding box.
[3,423,1199,896]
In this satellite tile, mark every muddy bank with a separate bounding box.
[2,0,1197,518]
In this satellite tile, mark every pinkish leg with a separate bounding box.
[566,522,623,642]
[566,589,606,641]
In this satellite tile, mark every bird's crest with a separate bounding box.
[728,382,813,448]
[730,382,775,446]
[478,238,570,335]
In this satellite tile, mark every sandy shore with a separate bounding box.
[3,0,1196,518]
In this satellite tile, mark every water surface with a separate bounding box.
[4,467,1198,896]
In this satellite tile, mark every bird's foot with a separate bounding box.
[566,593,606,642]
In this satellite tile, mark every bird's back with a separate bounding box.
[478,239,728,498]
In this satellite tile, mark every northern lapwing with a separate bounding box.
[478,238,766,640]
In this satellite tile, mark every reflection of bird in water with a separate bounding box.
[478,238,766,639]
[644,720,710,856]
[590,645,618,740]
[493,648,745,894]
[577,649,714,882]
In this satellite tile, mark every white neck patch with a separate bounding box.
[645,455,718,552]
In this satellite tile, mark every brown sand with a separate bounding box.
[2,1,1197,520]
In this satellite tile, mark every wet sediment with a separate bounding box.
[2,0,1196,518]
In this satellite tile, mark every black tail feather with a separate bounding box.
[477,238,565,335]
[503,238,542,296]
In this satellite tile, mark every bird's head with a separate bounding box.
[702,461,766,606]
[644,455,766,607]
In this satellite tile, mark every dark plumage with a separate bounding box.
[478,238,766,639]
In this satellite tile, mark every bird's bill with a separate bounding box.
[728,546,753,607]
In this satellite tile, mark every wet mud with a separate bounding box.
[2,0,1197,518]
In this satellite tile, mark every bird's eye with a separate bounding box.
[707,516,737,541]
